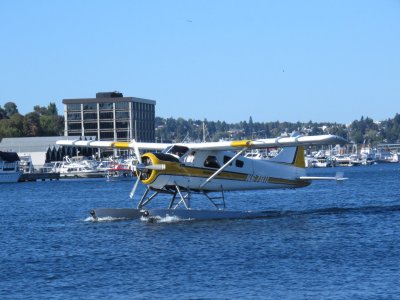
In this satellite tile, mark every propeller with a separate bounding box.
[129,176,140,199]
[130,139,141,199]
[129,139,166,199]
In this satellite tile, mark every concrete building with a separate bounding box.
[63,92,155,142]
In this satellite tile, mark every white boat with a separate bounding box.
[52,156,105,178]
[305,154,335,168]
[0,151,22,183]
[244,150,268,160]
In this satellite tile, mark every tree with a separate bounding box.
[33,105,48,116]
[40,115,64,136]
[47,102,58,116]
[23,112,42,136]
[0,114,23,137]
[249,116,254,138]
[0,119,19,137]
[4,102,18,117]
[0,105,6,120]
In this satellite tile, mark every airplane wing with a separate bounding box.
[184,134,347,151]
[56,134,346,151]
[56,138,171,151]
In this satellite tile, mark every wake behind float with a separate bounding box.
[89,207,276,222]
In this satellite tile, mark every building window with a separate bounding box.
[67,104,81,111]
[83,103,97,110]
[85,130,98,136]
[117,131,128,139]
[115,102,129,109]
[100,132,114,140]
[100,112,113,119]
[84,122,98,130]
[83,112,97,120]
[100,122,114,129]
[67,112,81,121]
[68,123,82,130]
[116,111,129,119]
[116,121,128,129]
[99,102,113,110]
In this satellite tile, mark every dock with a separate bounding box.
[19,172,60,182]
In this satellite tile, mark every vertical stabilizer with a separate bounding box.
[269,146,305,168]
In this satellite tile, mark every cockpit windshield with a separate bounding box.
[164,145,189,158]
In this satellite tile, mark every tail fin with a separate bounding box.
[269,146,305,168]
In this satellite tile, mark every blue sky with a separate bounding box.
[1,0,399,124]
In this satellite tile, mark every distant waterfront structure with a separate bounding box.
[62,92,156,142]
[0,136,84,166]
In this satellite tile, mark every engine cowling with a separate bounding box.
[136,153,172,184]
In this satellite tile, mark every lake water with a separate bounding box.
[1,164,400,299]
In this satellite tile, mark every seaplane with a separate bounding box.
[56,133,347,221]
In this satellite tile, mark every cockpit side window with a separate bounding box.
[204,156,220,169]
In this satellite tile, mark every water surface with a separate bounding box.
[1,164,400,299]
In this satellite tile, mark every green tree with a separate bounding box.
[0,113,23,137]
[33,105,48,116]
[4,102,18,117]
[0,119,19,137]
[47,102,58,116]
[40,115,64,136]
[23,112,42,136]
[0,105,6,120]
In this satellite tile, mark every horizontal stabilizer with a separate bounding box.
[299,172,348,182]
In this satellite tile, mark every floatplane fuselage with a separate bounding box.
[56,134,347,221]
[139,146,310,192]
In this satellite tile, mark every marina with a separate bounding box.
[1,144,399,184]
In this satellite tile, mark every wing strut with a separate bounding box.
[200,147,248,190]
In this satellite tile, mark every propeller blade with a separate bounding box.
[129,176,140,199]
[132,139,142,164]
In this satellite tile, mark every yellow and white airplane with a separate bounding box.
[56,133,347,220]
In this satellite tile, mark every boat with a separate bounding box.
[244,149,269,160]
[52,156,105,178]
[0,151,22,183]
[106,163,135,181]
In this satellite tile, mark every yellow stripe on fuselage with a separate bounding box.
[143,163,248,184]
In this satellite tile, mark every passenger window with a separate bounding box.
[204,156,220,169]
[223,156,231,164]
[235,160,244,168]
